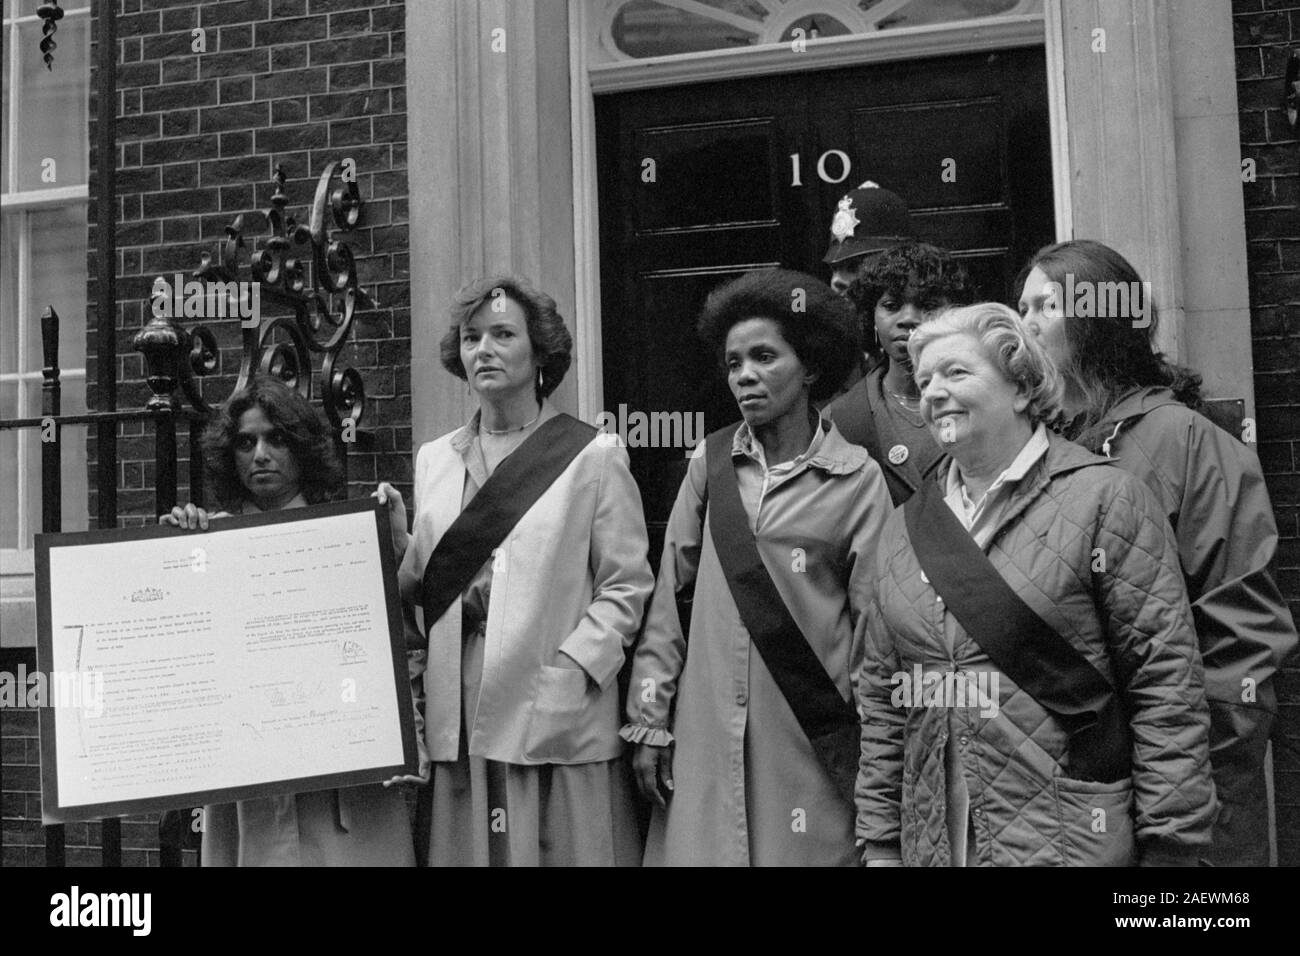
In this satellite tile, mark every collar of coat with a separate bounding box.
[923,427,1114,540]
[729,415,872,477]
[1096,385,1184,428]
[1080,385,1186,457]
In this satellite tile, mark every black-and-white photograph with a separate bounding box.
[0,0,1296,925]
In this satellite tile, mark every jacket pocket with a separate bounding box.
[523,665,595,762]
[1053,775,1136,867]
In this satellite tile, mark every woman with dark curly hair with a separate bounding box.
[623,268,892,865]
[824,242,974,505]
[198,376,344,510]
[389,273,653,866]
[159,375,415,866]
[1018,239,1298,866]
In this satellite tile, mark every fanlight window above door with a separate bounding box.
[601,0,1042,61]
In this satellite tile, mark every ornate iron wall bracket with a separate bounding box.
[133,161,374,433]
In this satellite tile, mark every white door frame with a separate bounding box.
[566,3,1068,421]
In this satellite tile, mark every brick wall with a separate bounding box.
[3,646,175,866]
[1235,0,1300,867]
[8,0,1294,872]
[2,0,410,866]
[87,0,412,529]
[2,649,46,867]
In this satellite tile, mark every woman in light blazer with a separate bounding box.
[388,274,654,866]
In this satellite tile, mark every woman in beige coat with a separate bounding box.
[624,269,892,866]
[392,274,654,866]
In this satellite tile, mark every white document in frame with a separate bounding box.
[43,507,405,811]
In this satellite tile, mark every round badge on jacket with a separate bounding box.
[888,443,909,465]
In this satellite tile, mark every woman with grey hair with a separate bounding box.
[854,302,1217,866]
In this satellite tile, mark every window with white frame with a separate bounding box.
[1,0,90,599]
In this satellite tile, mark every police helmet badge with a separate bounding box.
[830,196,861,243]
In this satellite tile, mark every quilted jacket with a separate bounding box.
[1082,387,1298,866]
[855,430,1217,866]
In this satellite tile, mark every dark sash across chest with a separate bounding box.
[902,477,1130,783]
[418,414,598,632]
[703,424,859,806]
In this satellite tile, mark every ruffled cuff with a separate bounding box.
[619,724,674,746]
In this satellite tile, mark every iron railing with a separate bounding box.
[0,157,372,866]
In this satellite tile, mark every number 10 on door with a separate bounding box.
[790,150,851,186]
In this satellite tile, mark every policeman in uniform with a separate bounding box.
[822,184,973,505]
[821,181,912,397]
[824,181,912,295]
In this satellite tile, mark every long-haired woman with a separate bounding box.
[1017,239,1298,865]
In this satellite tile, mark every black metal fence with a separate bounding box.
[1,152,373,867]
[0,305,210,865]
[1,5,371,867]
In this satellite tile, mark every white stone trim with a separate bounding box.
[1056,0,1184,362]
[0,185,90,210]
[1043,0,1072,242]
[406,1,581,448]
[587,14,1045,92]
[0,549,36,649]
[569,1,603,424]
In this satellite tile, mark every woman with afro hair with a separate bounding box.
[623,268,892,865]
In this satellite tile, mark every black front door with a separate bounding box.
[596,47,1055,556]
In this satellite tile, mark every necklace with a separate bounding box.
[886,389,925,428]
[480,409,541,436]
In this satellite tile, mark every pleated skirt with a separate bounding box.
[426,620,641,867]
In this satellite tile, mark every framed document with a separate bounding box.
[35,498,418,824]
